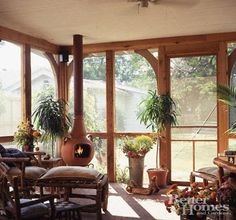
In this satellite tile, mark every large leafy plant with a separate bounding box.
[32,96,71,157]
[217,84,236,133]
[138,90,177,133]
[137,90,177,167]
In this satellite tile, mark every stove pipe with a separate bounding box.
[61,35,94,166]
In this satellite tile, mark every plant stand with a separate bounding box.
[128,157,144,187]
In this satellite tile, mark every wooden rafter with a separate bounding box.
[0,26,59,54]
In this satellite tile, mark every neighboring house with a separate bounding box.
[5,67,54,95]
[0,67,54,136]
[74,78,148,131]
[0,66,149,136]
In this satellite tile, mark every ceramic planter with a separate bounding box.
[128,157,144,187]
[147,168,168,188]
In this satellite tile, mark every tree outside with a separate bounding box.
[170,55,218,181]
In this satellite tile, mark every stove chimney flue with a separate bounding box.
[61,35,94,166]
[73,35,83,118]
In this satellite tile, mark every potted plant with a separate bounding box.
[122,135,154,187]
[32,95,71,157]
[137,89,177,187]
[14,120,41,152]
[165,183,217,219]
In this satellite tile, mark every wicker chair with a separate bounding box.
[0,150,47,194]
[190,166,220,188]
[213,157,236,185]
[0,162,55,220]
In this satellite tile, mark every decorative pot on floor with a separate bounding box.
[128,157,144,187]
[121,135,154,187]
[147,168,168,188]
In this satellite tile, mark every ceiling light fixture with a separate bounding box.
[128,0,159,8]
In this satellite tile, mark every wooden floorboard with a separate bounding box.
[79,183,179,220]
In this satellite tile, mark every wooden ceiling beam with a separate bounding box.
[0,26,59,54]
[165,42,219,57]
[1,25,236,55]
[80,32,236,54]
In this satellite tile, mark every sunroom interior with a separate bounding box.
[1,1,236,220]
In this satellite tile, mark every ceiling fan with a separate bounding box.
[128,0,159,8]
[128,0,198,8]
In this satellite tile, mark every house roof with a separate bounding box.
[0,0,236,46]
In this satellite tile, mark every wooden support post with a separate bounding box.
[21,44,31,121]
[217,42,228,153]
[57,62,68,101]
[106,50,115,182]
[157,46,171,182]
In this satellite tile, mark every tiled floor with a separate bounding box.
[80,183,179,220]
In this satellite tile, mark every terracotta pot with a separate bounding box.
[147,168,168,188]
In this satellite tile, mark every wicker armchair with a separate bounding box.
[0,162,55,220]
[0,150,47,194]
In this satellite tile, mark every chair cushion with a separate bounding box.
[198,167,218,176]
[6,167,22,177]
[7,199,49,219]
[21,199,49,218]
[25,166,47,180]
[39,166,102,181]
[197,166,230,177]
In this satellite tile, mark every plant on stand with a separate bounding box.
[137,89,177,187]
[32,95,71,158]
[121,135,153,187]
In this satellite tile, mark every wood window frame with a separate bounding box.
[0,26,234,182]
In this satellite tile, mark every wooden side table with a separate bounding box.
[41,158,64,169]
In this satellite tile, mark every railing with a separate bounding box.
[171,139,217,172]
